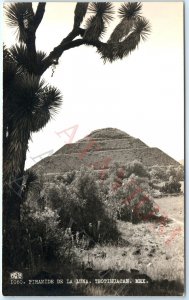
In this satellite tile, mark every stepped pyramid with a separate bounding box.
[31,128,180,178]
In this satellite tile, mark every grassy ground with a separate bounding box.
[76,194,184,295]
[156,194,184,223]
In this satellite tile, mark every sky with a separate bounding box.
[3,2,184,169]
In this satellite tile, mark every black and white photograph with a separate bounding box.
[2,1,184,296]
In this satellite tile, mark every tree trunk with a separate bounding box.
[3,133,30,286]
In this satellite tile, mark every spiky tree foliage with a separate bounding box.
[3,2,150,274]
[10,44,47,74]
[74,2,89,28]
[88,2,114,23]
[108,2,142,44]
[21,170,42,203]
[3,48,62,184]
[84,15,105,41]
[106,2,150,61]
[4,3,34,43]
[83,3,114,41]
[119,2,142,19]
[4,2,150,74]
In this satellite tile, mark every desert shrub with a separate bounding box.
[98,169,109,181]
[128,175,152,194]
[46,167,120,244]
[149,165,167,181]
[20,204,77,274]
[165,165,184,182]
[56,175,64,181]
[108,163,126,179]
[62,170,76,185]
[166,165,177,180]
[45,186,62,210]
[175,165,184,181]
[107,175,156,224]
[53,172,76,184]
[19,172,79,274]
[108,161,150,180]
[10,172,90,283]
[149,178,161,185]
[125,160,150,178]
[160,179,181,194]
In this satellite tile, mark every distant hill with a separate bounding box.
[31,128,180,178]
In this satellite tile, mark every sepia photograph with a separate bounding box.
[2,1,184,296]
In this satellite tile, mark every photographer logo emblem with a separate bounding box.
[10,271,23,280]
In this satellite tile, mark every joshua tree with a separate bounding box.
[3,2,150,273]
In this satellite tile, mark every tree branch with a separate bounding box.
[40,38,103,75]
[24,3,46,74]
[62,27,85,43]
[40,28,93,75]
[34,3,46,30]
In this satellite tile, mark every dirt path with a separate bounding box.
[170,218,184,226]
[155,194,184,223]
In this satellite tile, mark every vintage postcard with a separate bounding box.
[3,2,184,296]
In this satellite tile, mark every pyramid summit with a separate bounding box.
[31,128,180,177]
[81,128,131,140]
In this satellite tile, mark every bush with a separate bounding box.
[107,175,157,224]
[165,165,184,182]
[19,172,79,273]
[46,167,120,244]
[56,175,64,181]
[20,204,77,272]
[108,163,126,179]
[45,186,62,210]
[160,179,181,194]
[125,160,150,178]
[149,165,167,181]
[166,165,177,180]
[108,161,149,181]
[175,165,184,181]
[62,170,76,185]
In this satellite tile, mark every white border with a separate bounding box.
[0,1,188,299]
